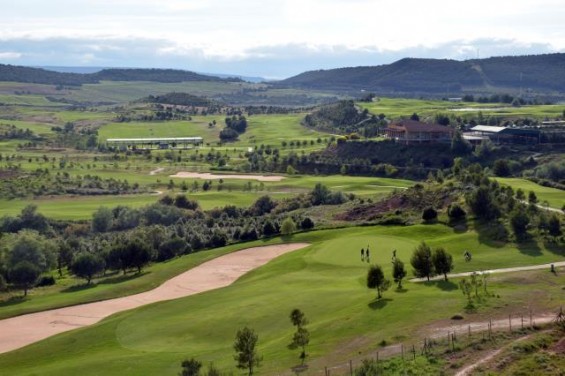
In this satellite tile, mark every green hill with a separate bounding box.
[0,65,236,86]
[276,53,565,95]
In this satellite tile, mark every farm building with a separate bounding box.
[385,120,454,144]
[106,137,203,150]
[468,125,540,144]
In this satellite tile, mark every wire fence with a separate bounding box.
[300,308,560,376]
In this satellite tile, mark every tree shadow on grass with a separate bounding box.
[368,298,392,310]
[394,287,409,293]
[544,240,565,257]
[449,220,468,234]
[423,280,458,291]
[61,283,98,293]
[0,295,27,308]
[98,271,148,285]
[474,220,507,249]
[516,240,543,257]
[61,272,149,293]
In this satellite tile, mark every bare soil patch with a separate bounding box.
[0,243,309,354]
[170,171,285,182]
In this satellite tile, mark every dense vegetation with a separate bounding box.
[140,92,213,107]
[0,65,233,86]
[277,53,565,96]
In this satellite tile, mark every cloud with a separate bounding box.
[0,52,21,59]
[0,36,560,79]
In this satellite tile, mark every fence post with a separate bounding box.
[521,315,524,329]
[412,344,416,360]
[349,360,353,376]
[509,314,512,332]
[325,366,328,376]
[468,325,471,340]
[401,344,404,360]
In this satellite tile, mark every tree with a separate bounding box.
[8,230,56,273]
[366,265,390,299]
[447,203,466,221]
[410,112,420,121]
[432,247,453,281]
[422,207,438,222]
[9,261,41,296]
[451,130,472,155]
[233,327,261,376]
[528,191,538,204]
[300,217,315,230]
[466,186,500,221]
[251,195,276,216]
[92,206,113,232]
[510,206,530,242]
[493,159,511,177]
[128,239,153,273]
[290,308,308,329]
[292,328,310,364]
[179,358,202,376]
[392,258,407,289]
[410,242,434,281]
[281,217,297,235]
[289,309,309,363]
[70,252,105,284]
[548,215,562,237]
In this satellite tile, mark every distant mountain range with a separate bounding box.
[38,66,266,83]
[275,53,565,95]
[2,53,565,96]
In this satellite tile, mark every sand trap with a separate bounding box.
[0,243,309,354]
[170,172,285,182]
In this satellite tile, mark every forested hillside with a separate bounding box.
[277,53,565,95]
[0,65,233,86]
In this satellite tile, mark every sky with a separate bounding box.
[1,0,564,79]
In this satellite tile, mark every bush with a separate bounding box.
[447,203,466,220]
[300,217,315,230]
[36,275,56,287]
[422,207,438,222]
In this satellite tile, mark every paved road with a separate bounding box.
[411,261,565,282]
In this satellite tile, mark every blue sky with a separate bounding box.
[1,0,564,78]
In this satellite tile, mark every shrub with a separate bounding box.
[36,275,56,287]
[447,203,466,220]
[422,207,438,222]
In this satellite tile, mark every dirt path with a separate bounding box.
[454,331,545,376]
[0,243,309,354]
[410,261,565,282]
[149,167,164,175]
[170,171,285,181]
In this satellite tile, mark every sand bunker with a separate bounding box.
[0,243,309,354]
[170,172,285,182]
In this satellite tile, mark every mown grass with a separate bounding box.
[495,177,565,209]
[0,224,563,375]
[0,174,414,220]
[358,97,565,119]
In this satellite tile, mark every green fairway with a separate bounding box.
[0,224,563,375]
[495,177,565,209]
[358,97,565,119]
[0,175,414,220]
[98,114,329,150]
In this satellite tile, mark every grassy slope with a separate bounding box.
[358,97,565,119]
[0,175,415,220]
[495,177,565,209]
[0,224,563,375]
